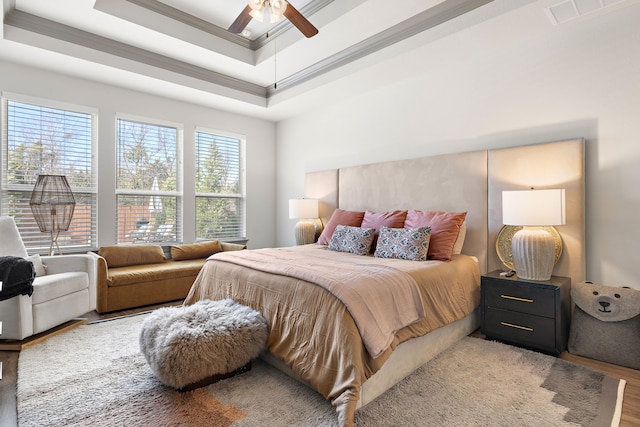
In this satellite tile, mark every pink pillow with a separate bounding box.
[361,210,408,252]
[404,210,467,261]
[317,209,365,245]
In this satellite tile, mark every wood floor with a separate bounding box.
[559,351,640,426]
[2,305,639,427]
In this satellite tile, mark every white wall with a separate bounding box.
[276,1,640,288]
[0,61,277,249]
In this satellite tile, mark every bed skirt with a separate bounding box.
[260,308,480,410]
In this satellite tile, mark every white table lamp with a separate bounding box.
[502,189,566,281]
[289,199,319,245]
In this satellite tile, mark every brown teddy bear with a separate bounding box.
[568,281,640,370]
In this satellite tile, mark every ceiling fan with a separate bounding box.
[228,0,319,38]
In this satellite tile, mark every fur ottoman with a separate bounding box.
[568,281,640,370]
[139,299,269,391]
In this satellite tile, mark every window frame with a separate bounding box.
[115,113,183,244]
[194,127,246,241]
[1,92,98,254]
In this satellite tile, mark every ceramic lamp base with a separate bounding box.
[511,227,556,281]
[294,220,315,245]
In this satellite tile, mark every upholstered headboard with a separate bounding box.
[305,139,585,281]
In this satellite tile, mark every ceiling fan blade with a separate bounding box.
[283,2,318,38]
[228,5,253,34]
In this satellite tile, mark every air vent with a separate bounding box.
[545,0,625,24]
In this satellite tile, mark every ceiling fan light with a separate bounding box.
[249,6,265,22]
[248,0,264,10]
[269,11,282,24]
[270,0,288,16]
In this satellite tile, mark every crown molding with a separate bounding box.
[268,0,494,96]
[125,0,336,51]
[125,0,252,49]
[3,10,267,98]
[4,0,498,104]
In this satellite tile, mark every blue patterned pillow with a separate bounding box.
[374,226,431,261]
[328,225,376,256]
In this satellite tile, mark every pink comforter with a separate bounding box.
[185,245,480,426]
[211,248,425,358]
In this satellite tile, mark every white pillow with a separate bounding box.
[24,254,47,277]
[452,221,467,255]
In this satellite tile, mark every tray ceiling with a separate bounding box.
[1,0,537,120]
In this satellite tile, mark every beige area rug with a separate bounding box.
[17,313,625,427]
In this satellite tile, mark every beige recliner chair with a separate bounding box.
[0,216,96,340]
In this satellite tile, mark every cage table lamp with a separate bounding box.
[29,174,76,255]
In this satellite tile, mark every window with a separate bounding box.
[195,129,244,240]
[1,95,97,253]
[116,117,181,244]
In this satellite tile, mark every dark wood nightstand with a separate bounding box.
[481,270,571,355]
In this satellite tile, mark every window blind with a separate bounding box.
[1,98,97,253]
[116,117,180,244]
[195,130,244,239]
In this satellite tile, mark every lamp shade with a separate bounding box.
[502,189,566,226]
[289,199,318,219]
[30,174,76,255]
[29,174,76,232]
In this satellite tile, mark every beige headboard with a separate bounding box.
[305,139,585,281]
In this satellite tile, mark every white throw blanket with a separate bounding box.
[210,248,426,358]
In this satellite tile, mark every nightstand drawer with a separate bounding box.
[483,280,556,318]
[484,308,556,350]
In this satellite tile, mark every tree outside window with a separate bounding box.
[116,118,180,243]
[195,130,245,240]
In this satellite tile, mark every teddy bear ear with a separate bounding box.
[571,281,593,313]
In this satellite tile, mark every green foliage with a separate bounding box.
[117,121,177,192]
[195,133,242,239]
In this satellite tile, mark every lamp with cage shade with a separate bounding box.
[29,174,76,255]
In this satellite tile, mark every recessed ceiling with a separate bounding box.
[0,0,535,120]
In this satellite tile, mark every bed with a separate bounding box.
[184,139,586,427]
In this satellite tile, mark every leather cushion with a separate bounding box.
[171,240,223,261]
[107,259,206,287]
[99,245,166,268]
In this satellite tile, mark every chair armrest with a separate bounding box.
[87,252,109,313]
[42,254,97,311]
[42,254,92,274]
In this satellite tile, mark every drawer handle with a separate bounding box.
[500,321,533,332]
[501,294,533,303]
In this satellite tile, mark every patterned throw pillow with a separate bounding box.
[328,225,376,256]
[374,226,431,261]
